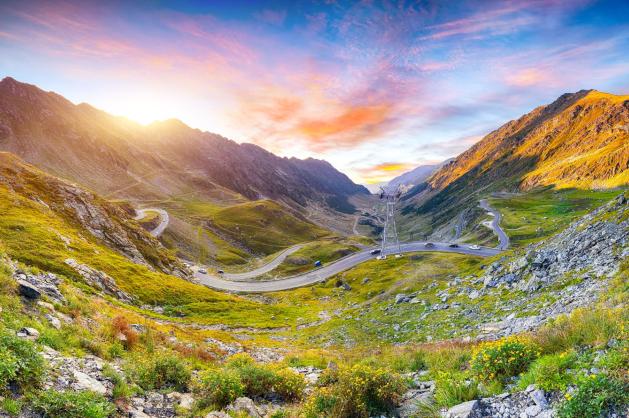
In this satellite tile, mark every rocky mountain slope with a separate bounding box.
[387,159,452,191]
[0,77,368,212]
[0,152,186,276]
[404,90,628,225]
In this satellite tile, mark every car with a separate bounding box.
[424,242,435,248]
[376,255,387,260]
[370,249,381,255]
[469,245,481,250]
[448,243,459,248]
[217,270,225,274]
[198,269,207,274]
[314,260,322,267]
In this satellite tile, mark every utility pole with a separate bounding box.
[379,186,401,257]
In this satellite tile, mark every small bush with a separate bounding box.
[303,364,406,417]
[471,336,539,381]
[1,397,22,416]
[272,368,306,401]
[195,369,243,408]
[226,354,277,398]
[534,308,622,354]
[0,331,44,394]
[110,316,138,350]
[102,365,132,401]
[557,375,628,418]
[434,372,480,408]
[135,355,191,392]
[518,351,576,391]
[31,390,115,418]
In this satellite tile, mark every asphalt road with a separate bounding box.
[219,245,304,281]
[134,208,169,237]
[194,242,501,292]
[479,199,510,250]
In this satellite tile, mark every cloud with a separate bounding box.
[255,9,287,27]
[415,135,484,159]
[354,162,418,185]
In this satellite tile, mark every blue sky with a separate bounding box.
[1,0,628,184]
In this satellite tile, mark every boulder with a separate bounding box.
[227,397,261,418]
[17,327,40,339]
[395,293,409,304]
[444,400,480,418]
[17,280,41,299]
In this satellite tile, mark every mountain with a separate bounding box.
[387,159,453,191]
[405,90,629,223]
[0,77,368,212]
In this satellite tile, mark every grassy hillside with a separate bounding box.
[210,200,332,255]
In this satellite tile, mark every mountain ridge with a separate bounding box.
[0,76,368,213]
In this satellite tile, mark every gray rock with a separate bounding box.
[445,400,479,418]
[17,280,41,299]
[72,370,107,394]
[530,389,548,409]
[45,314,62,330]
[395,293,409,304]
[226,397,261,418]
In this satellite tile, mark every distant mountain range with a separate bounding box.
[386,159,453,191]
[0,77,368,213]
[403,89,629,224]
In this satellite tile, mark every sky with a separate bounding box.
[1,0,628,186]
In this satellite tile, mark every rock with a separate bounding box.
[395,389,432,417]
[17,279,41,299]
[17,327,39,339]
[530,389,548,409]
[617,194,627,205]
[395,293,409,304]
[524,404,541,416]
[37,301,55,311]
[72,370,107,394]
[64,259,134,303]
[341,282,352,291]
[468,290,480,300]
[205,413,230,418]
[445,400,479,418]
[226,397,261,418]
[45,314,62,330]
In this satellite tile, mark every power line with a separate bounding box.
[379,186,401,257]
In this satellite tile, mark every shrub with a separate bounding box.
[226,354,277,398]
[388,350,427,372]
[102,365,132,401]
[31,390,115,418]
[110,316,138,350]
[434,372,480,408]
[557,375,628,418]
[518,351,576,391]
[1,397,22,416]
[534,308,622,354]
[136,355,191,392]
[272,368,306,401]
[195,369,243,408]
[471,336,539,381]
[303,364,406,417]
[0,331,44,393]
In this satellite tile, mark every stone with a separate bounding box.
[525,404,541,416]
[227,397,261,418]
[468,290,480,300]
[530,389,548,409]
[445,400,479,418]
[18,327,39,339]
[395,293,409,304]
[37,301,55,311]
[72,370,107,394]
[17,279,41,299]
[45,314,62,330]
[205,413,230,418]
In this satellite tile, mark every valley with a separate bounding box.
[0,77,626,418]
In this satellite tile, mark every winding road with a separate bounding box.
[135,198,509,293]
[219,245,304,281]
[193,242,502,292]
[134,208,169,237]
[479,199,510,250]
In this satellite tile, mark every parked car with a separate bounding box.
[198,269,207,274]
[217,270,225,274]
[448,243,459,248]
[376,255,387,260]
[424,242,435,248]
[370,249,382,255]
[469,245,481,250]
[314,260,322,267]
